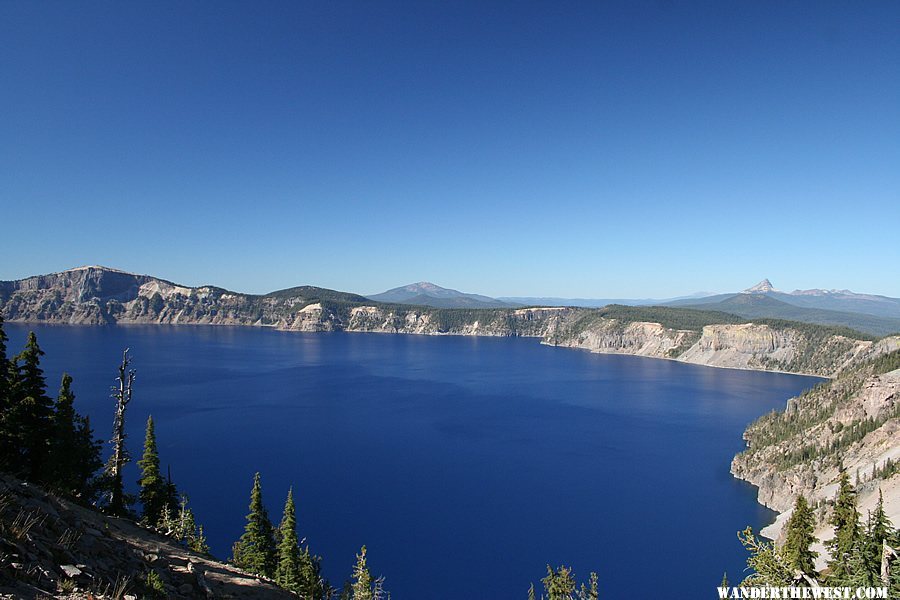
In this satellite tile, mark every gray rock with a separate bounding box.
[60,564,82,578]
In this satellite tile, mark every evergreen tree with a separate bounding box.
[782,494,818,577]
[157,493,207,552]
[299,546,328,600]
[73,413,102,500]
[827,471,861,581]
[137,416,168,526]
[737,527,795,587]
[350,545,385,600]
[232,472,277,578]
[857,490,896,586]
[275,488,303,591]
[577,572,599,600]
[192,524,209,554]
[47,374,102,499]
[541,565,575,600]
[8,332,54,481]
[164,466,180,517]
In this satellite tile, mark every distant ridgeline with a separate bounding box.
[1,266,899,377]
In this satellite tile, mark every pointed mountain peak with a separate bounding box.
[744,279,776,294]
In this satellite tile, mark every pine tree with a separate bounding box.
[9,332,54,481]
[275,488,303,591]
[191,524,209,554]
[827,470,861,581]
[299,546,327,600]
[541,565,576,600]
[74,412,102,501]
[157,492,207,552]
[857,490,895,586]
[738,527,794,587]
[48,374,102,499]
[350,545,376,600]
[782,494,818,577]
[577,572,599,600]
[164,466,180,517]
[137,416,168,526]
[232,472,277,578]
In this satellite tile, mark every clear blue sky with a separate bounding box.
[2,1,898,298]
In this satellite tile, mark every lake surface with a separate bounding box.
[5,324,819,598]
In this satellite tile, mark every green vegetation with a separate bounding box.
[274,487,327,598]
[827,471,861,579]
[525,565,599,600]
[737,349,900,472]
[597,304,747,331]
[137,415,167,526]
[0,318,101,501]
[263,285,371,305]
[336,545,390,600]
[3,309,895,597]
[736,472,900,594]
[232,472,278,578]
[782,495,817,576]
[47,373,103,499]
[0,317,361,597]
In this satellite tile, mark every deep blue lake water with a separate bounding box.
[5,324,818,598]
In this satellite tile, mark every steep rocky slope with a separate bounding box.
[0,473,294,599]
[3,267,899,377]
[731,351,900,568]
[545,308,899,377]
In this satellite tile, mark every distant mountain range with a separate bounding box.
[367,282,717,309]
[367,278,900,336]
[497,292,715,308]
[667,279,900,336]
[366,282,520,309]
[3,268,899,337]
[4,267,900,379]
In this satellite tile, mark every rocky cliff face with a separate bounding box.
[731,353,900,568]
[0,267,568,335]
[550,318,898,377]
[3,267,898,377]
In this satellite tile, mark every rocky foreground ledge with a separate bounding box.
[0,473,293,599]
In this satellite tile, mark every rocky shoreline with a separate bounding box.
[4,267,899,379]
[730,360,900,569]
